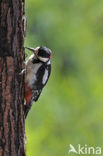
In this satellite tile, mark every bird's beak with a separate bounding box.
[25,47,35,53]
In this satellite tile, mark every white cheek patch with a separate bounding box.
[38,56,49,62]
[42,70,48,85]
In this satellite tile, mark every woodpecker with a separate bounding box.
[24,46,52,117]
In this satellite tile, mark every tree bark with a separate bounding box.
[0,0,26,155]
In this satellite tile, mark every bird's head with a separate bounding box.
[25,46,52,63]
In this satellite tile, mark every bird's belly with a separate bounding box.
[25,63,42,88]
[26,72,36,88]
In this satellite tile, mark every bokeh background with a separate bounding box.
[25,0,103,156]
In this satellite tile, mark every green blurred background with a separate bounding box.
[25,0,103,156]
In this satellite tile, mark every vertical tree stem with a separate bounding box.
[0,0,26,155]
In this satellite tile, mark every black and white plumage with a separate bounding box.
[24,46,52,117]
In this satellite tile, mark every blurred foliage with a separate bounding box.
[25,0,103,156]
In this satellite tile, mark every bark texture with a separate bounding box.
[0,0,26,155]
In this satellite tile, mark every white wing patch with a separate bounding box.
[47,60,50,65]
[42,70,48,85]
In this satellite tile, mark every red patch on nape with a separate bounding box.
[50,53,52,59]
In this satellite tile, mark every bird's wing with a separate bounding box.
[32,89,42,102]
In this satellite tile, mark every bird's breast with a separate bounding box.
[25,62,42,88]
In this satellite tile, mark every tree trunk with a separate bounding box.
[0,0,26,155]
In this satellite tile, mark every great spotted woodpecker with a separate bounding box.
[24,46,52,117]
